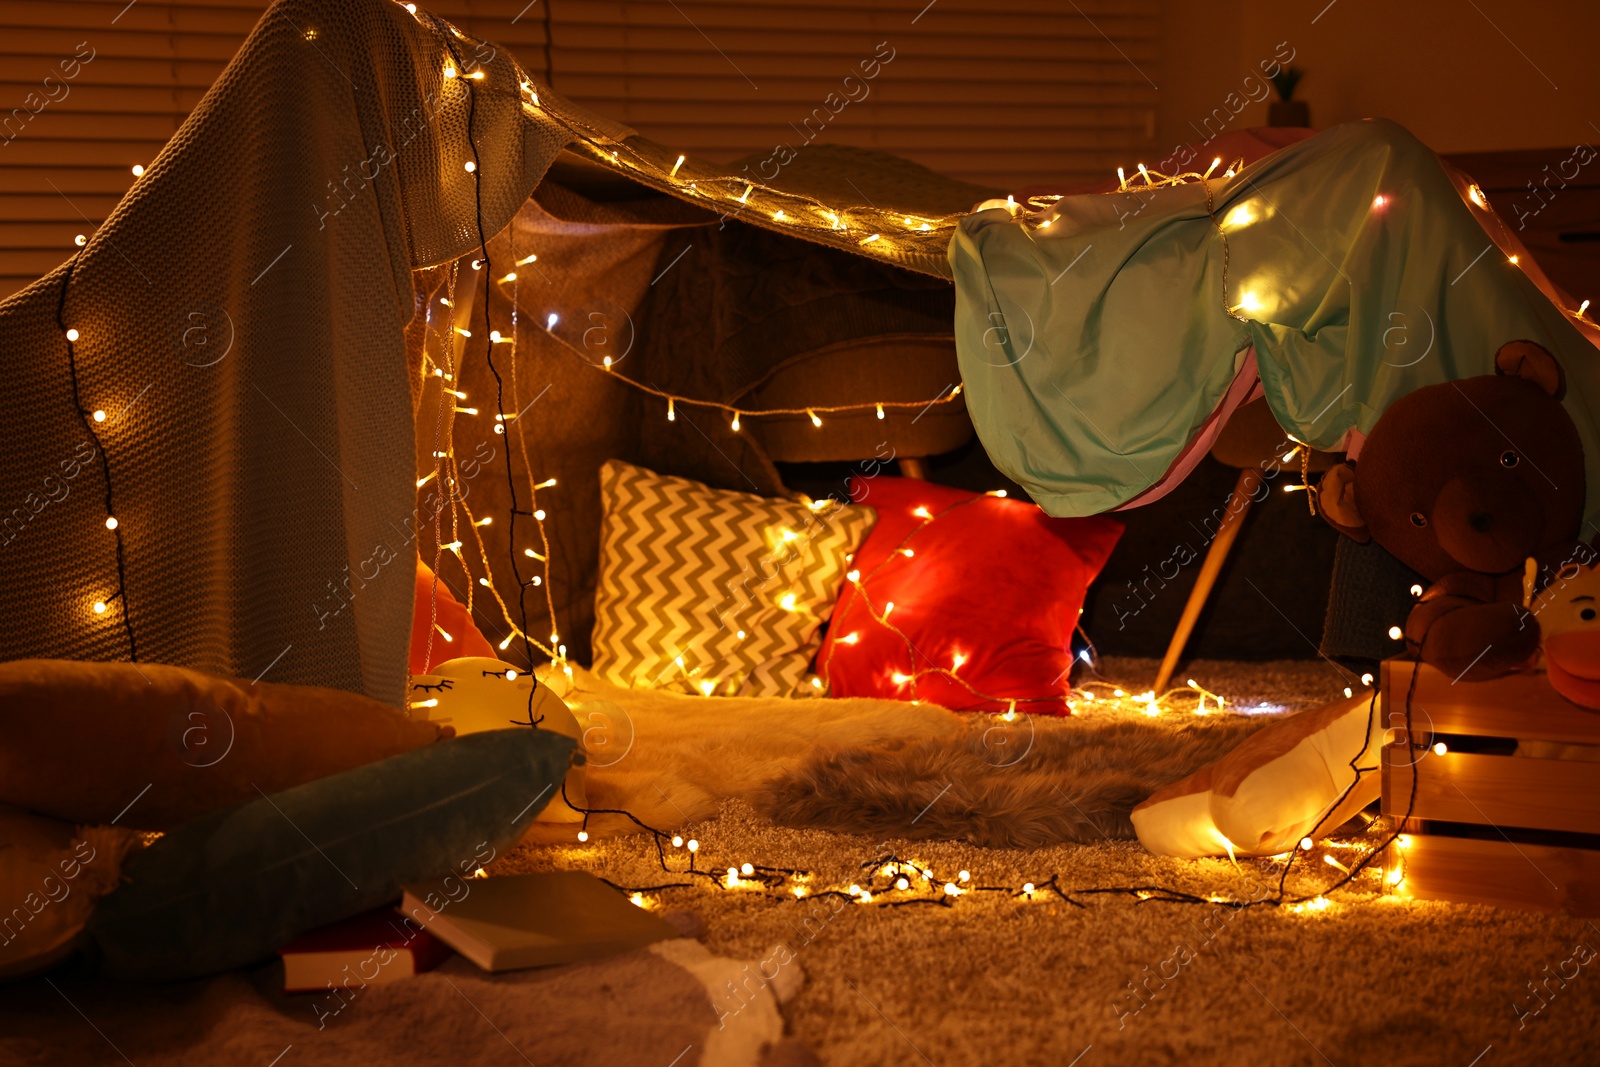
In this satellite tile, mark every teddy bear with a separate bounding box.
[1316,340,1590,682]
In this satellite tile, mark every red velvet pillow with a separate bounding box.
[409,561,497,674]
[818,477,1122,714]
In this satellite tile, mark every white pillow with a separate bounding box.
[1131,690,1383,858]
[0,809,143,979]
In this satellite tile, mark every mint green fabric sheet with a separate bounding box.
[949,120,1600,532]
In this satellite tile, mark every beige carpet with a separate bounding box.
[506,658,1600,1067]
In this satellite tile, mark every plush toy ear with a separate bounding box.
[1495,340,1566,399]
[1316,462,1370,543]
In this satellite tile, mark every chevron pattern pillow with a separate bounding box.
[591,460,877,697]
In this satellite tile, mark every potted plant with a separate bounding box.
[1268,66,1310,127]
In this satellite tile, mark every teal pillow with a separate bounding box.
[87,728,575,981]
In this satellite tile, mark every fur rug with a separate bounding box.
[756,714,1266,847]
[539,665,1279,848]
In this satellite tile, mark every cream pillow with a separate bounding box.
[0,809,144,980]
[591,460,876,697]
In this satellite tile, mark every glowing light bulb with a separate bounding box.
[773,210,786,221]
[65,329,79,342]
[498,635,514,650]
[410,698,438,709]
[444,66,458,78]
[883,602,894,617]
[779,592,798,611]
[730,412,741,432]
[1361,673,1374,687]
[1372,194,1387,209]
[1388,626,1404,641]
[464,161,476,173]
[846,569,860,583]
[1576,299,1590,319]
[546,313,558,330]
[944,882,958,896]
[670,154,685,177]
[858,891,872,903]
[603,357,612,369]
[848,884,861,896]
[700,680,715,696]
[1432,741,1448,756]
[808,409,822,428]
[131,164,145,177]
[1237,291,1262,313]
[74,234,87,247]
[475,516,492,527]
[958,870,970,882]
[1022,882,1035,895]
[740,863,754,876]
[895,877,909,891]
[913,506,932,519]
[92,409,105,422]
[672,835,684,848]
[900,549,914,558]
[1410,584,1424,597]
[736,630,746,640]
[533,509,546,520]
[1509,255,1520,265]
[577,830,589,842]
[630,892,646,907]
[1467,185,1486,208]
[104,517,118,530]
[875,402,885,420]
[92,601,107,614]
[687,839,699,852]
[667,398,676,422]
[1299,837,1314,851]
[434,624,453,642]
[1344,687,1353,698]
[504,669,517,680]
[891,672,911,685]
[952,653,966,669]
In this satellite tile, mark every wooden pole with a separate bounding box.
[1153,466,1264,694]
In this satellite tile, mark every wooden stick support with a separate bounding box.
[1153,466,1262,694]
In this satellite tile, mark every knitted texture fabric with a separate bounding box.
[0,0,574,706]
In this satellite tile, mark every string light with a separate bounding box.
[730,411,741,431]
[808,409,822,428]
[131,164,145,177]
[666,398,675,422]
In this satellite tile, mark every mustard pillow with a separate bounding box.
[0,660,444,830]
[590,460,876,697]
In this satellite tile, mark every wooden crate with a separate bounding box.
[1380,659,1600,916]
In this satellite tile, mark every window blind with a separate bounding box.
[0,0,1157,299]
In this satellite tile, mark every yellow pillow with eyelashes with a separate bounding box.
[407,657,588,821]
